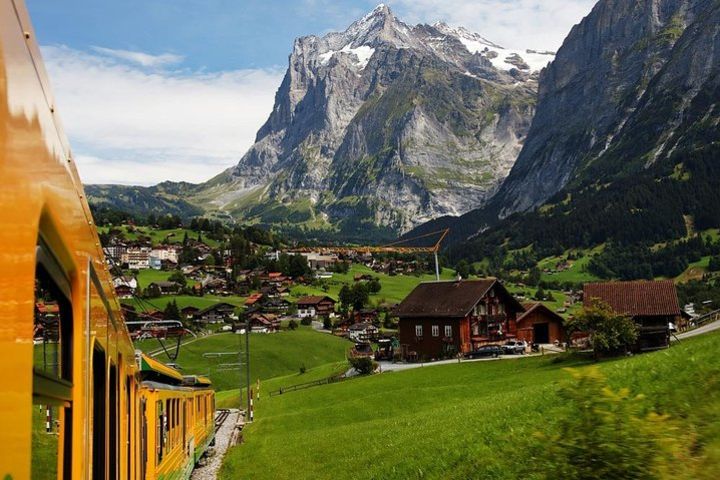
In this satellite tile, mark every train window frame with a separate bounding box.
[32,237,74,480]
[33,239,73,405]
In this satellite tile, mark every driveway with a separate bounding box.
[675,319,720,340]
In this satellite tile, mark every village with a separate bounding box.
[93,220,703,367]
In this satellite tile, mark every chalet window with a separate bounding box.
[415,325,423,337]
[479,304,487,315]
[444,325,452,338]
[489,288,495,297]
[431,325,439,337]
[499,303,505,314]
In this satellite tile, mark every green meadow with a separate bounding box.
[136,328,351,392]
[220,331,720,479]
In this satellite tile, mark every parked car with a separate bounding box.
[374,338,394,361]
[502,340,527,355]
[468,345,503,358]
[350,342,374,359]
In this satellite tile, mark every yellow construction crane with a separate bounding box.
[290,228,449,280]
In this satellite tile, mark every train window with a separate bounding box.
[156,401,164,465]
[140,399,147,480]
[32,240,73,479]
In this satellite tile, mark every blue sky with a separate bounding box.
[27,0,596,185]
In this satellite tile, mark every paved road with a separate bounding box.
[376,350,557,373]
[675,319,720,340]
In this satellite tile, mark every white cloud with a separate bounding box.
[91,46,184,68]
[41,45,284,185]
[389,0,596,51]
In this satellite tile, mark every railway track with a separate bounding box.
[215,409,231,429]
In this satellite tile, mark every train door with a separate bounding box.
[125,376,132,480]
[108,363,118,480]
[32,240,74,479]
[140,398,147,480]
[92,347,106,479]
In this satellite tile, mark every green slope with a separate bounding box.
[136,328,351,392]
[221,332,720,479]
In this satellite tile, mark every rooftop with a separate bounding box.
[583,280,681,317]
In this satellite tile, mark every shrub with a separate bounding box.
[322,316,332,330]
[530,367,683,479]
[566,299,638,358]
[349,357,376,375]
[287,319,298,330]
[300,317,312,326]
[299,364,306,374]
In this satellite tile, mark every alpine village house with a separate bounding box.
[395,279,525,361]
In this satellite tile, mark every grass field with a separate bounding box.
[136,328,352,391]
[122,294,247,312]
[99,225,222,248]
[289,264,458,305]
[220,331,720,479]
[537,246,603,284]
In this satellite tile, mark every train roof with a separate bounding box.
[137,353,184,385]
[182,375,213,388]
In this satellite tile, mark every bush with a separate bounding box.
[299,364,306,374]
[566,299,638,358]
[530,367,683,480]
[287,319,298,330]
[322,316,332,330]
[349,357,377,375]
[300,317,313,326]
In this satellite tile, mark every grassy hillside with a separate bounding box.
[289,264,458,305]
[221,332,720,479]
[136,328,351,391]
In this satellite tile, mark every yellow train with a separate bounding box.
[0,0,216,478]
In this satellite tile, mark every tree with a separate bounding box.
[566,299,639,358]
[456,260,471,279]
[367,277,381,294]
[182,231,189,246]
[288,254,311,278]
[163,300,180,320]
[168,270,187,287]
[527,266,542,286]
[145,283,161,298]
[348,357,376,375]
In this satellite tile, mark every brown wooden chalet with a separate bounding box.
[396,279,524,360]
[297,295,336,318]
[194,302,237,324]
[515,302,566,345]
[583,280,680,351]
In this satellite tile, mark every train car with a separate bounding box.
[137,355,215,480]
[0,1,215,478]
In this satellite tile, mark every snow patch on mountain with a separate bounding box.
[319,44,376,69]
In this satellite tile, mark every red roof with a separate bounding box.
[245,293,264,305]
[583,280,681,317]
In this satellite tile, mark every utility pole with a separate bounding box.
[245,316,251,420]
[434,251,440,281]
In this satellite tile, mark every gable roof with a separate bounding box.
[297,295,335,305]
[583,280,681,317]
[395,279,519,318]
[516,302,565,324]
[197,302,237,315]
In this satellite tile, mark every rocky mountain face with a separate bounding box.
[492,0,720,218]
[193,4,553,240]
[411,0,720,245]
